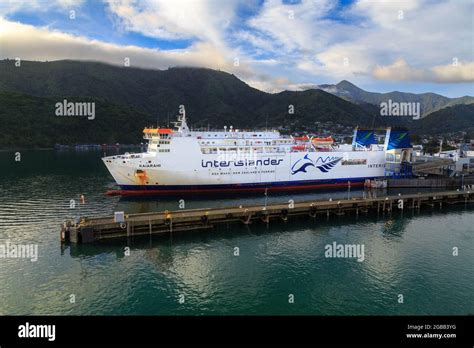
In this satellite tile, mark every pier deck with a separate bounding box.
[61,190,473,244]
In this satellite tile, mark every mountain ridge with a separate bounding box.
[316,79,473,117]
[0,59,472,147]
[0,59,382,129]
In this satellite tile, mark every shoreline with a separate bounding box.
[0,147,54,152]
[0,144,145,152]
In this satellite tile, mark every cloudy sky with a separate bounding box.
[0,0,473,97]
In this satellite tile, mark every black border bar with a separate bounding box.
[0,315,472,346]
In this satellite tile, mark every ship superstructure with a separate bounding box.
[102,112,412,195]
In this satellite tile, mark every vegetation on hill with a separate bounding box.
[0,91,155,147]
[0,60,472,147]
[411,104,474,135]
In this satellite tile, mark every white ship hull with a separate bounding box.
[102,113,410,195]
[103,138,386,195]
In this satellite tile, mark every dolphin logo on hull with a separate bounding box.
[291,155,315,174]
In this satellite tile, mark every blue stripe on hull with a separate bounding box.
[119,177,381,191]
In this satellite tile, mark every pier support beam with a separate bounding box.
[280,209,288,222]
[242,214,252,225]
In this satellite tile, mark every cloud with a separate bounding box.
[0,18,224,68]
[0,18,292,92]
[431,62,474,83]
[237,0,473,84]
[0,0,85,16]
[0,0,472,93]
[373,59,474,83]
[352,0,421,29]
[105,0,239,48]
[246,0,335,54]
[373,59,428,81]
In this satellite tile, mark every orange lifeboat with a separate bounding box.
[293,136,309,141]
[291,145,307,151]
[312,136,334,145]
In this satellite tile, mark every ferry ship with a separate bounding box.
[102,112,412,195]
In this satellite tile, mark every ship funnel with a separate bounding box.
[352,128,377,150]
[384,128,412,151]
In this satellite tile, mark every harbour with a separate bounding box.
[1,2,473,343]
[1,149,473,316]
[2,116,474,316]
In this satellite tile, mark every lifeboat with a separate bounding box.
[312,136,334,145]
[291,145,307,151]
[293,136,309,141]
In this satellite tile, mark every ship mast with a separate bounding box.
[173,108,190,133]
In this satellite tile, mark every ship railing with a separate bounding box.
[352,144,385,152]
[111,153,143,159]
